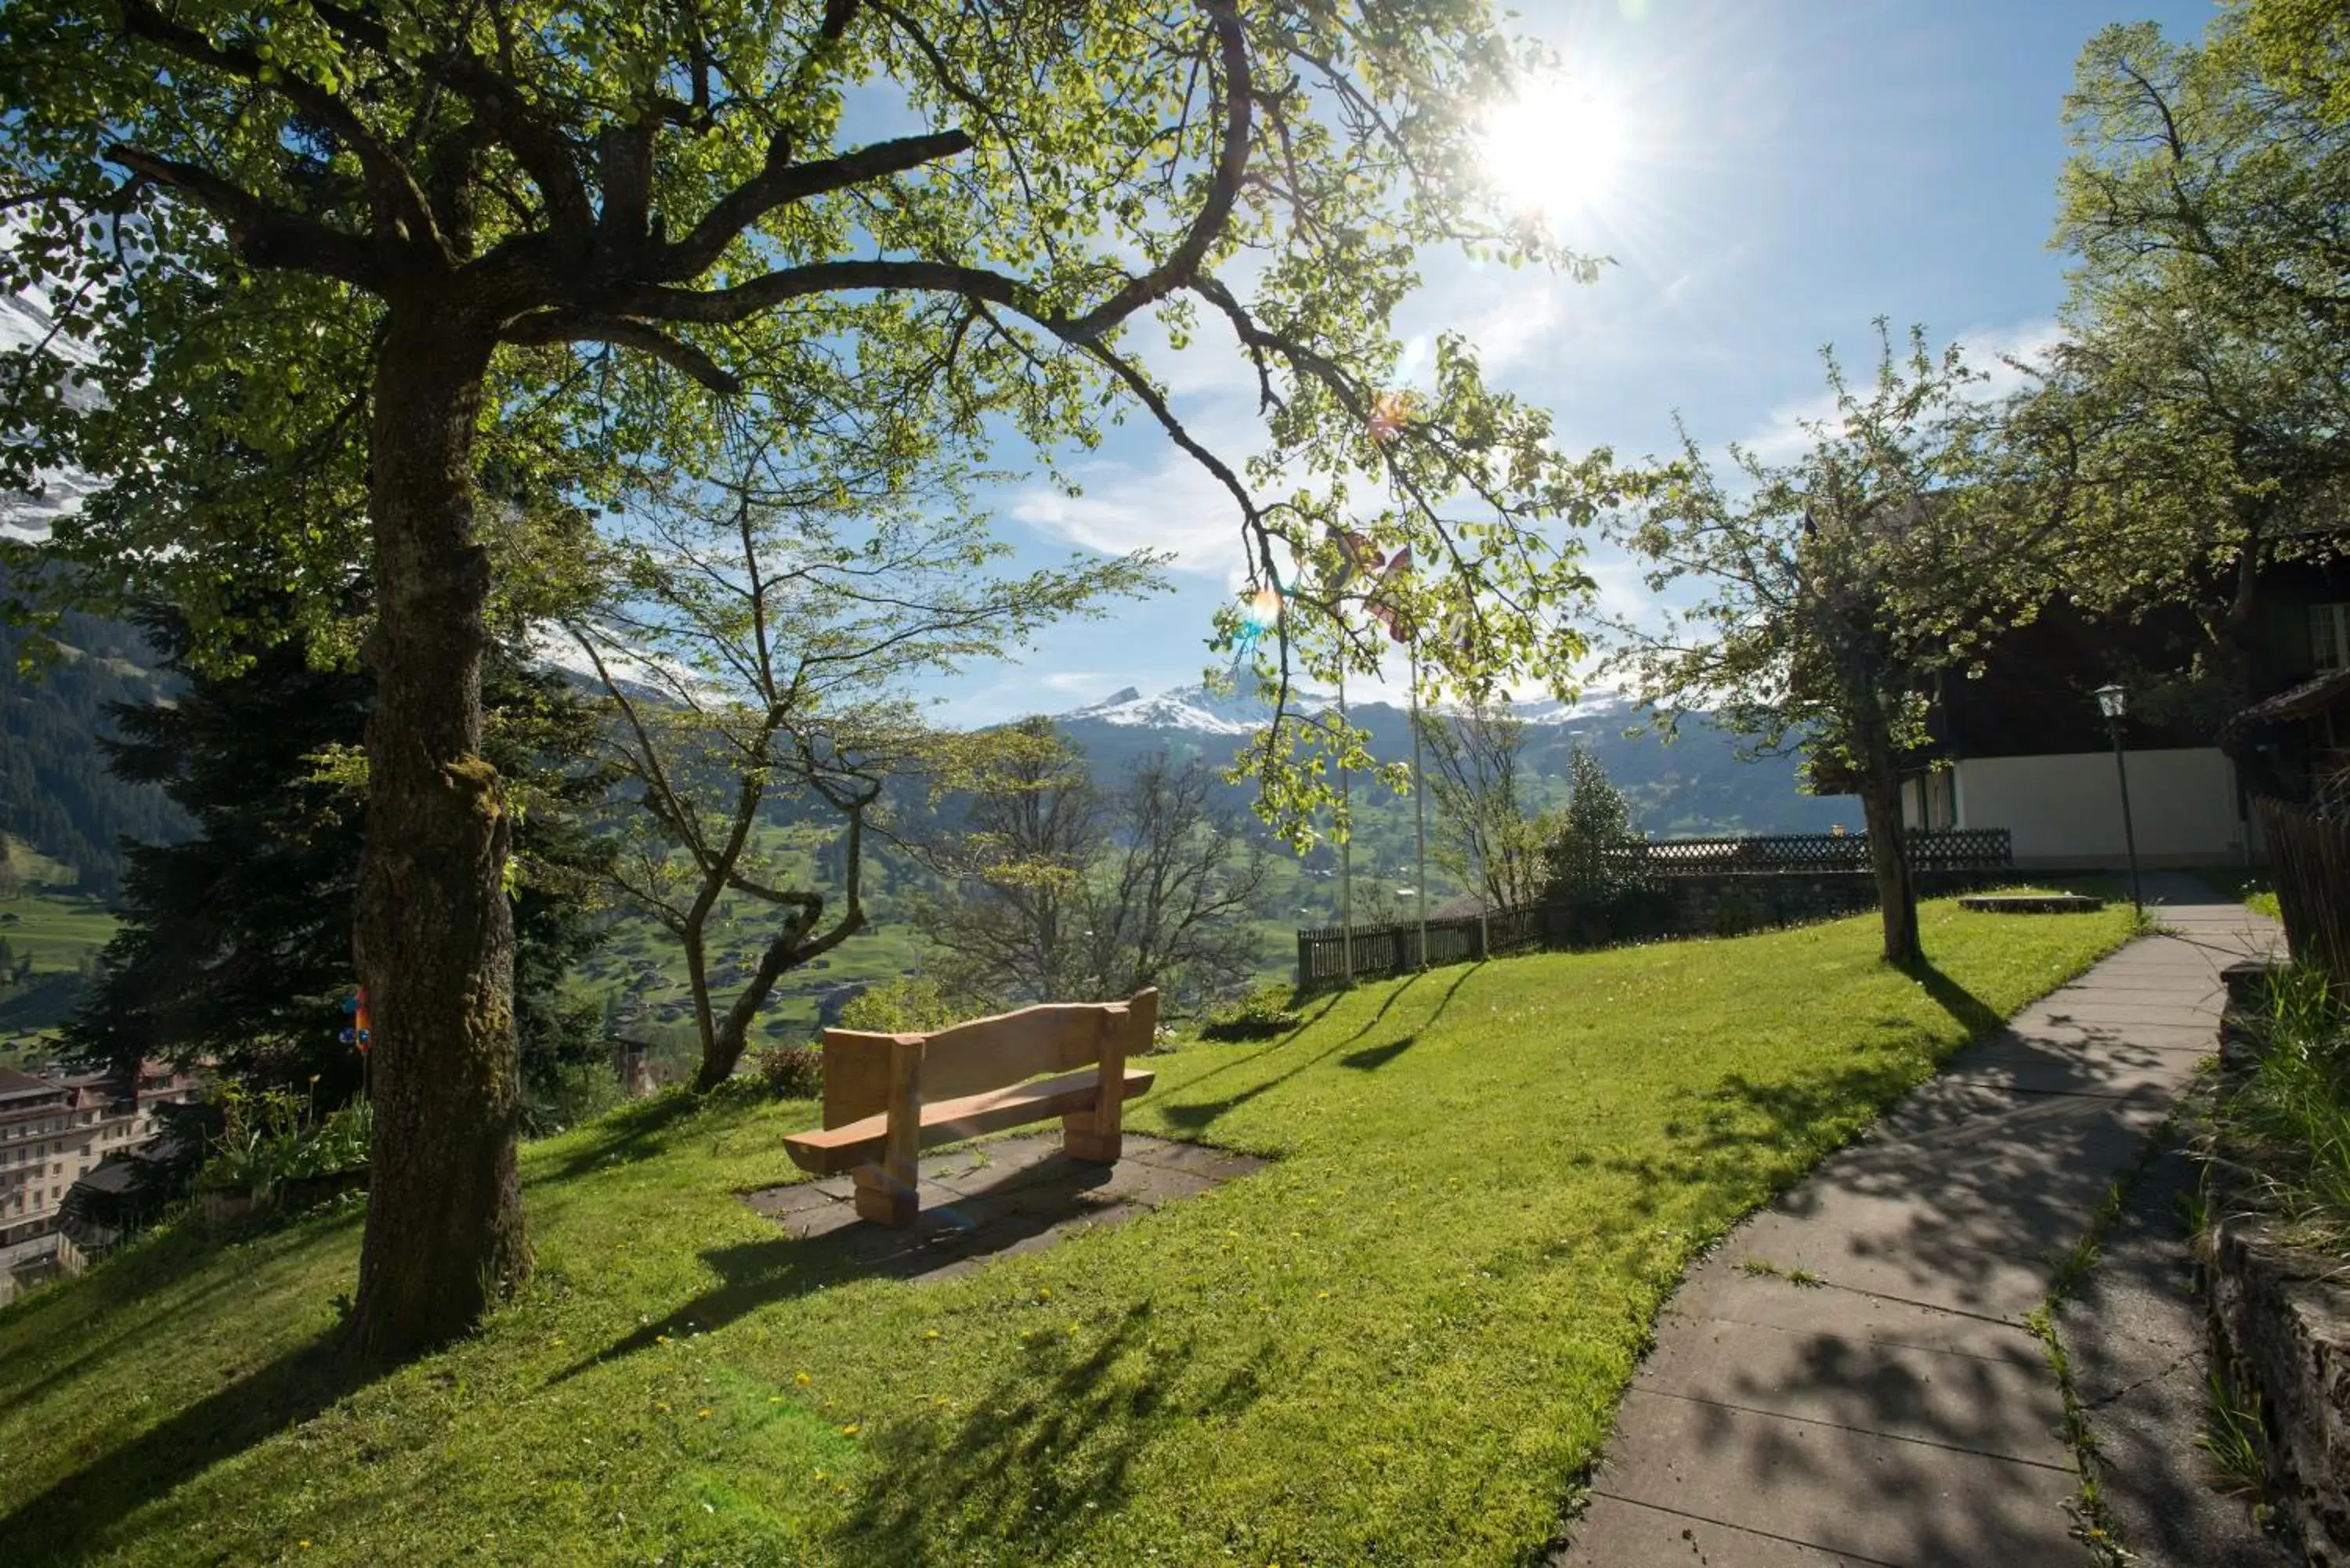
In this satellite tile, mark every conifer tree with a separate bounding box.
[68,602,607,1104]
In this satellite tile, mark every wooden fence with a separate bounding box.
[1297,829,2013,988]
[2255,797,2350,983]
[1295,908,1544,989]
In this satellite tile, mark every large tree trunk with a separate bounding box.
[350,313,527,1360]
[1853,706,1922,966]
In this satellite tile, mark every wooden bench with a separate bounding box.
[782,989,1159,1227]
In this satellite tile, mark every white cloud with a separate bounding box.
[1008,447,1262,583]
[1962,316,2063,400]
[1733,316,2064,465]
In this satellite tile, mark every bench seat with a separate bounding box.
[783,1065,1156,1177]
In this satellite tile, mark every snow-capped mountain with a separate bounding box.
[1058,677,1631,736]
[1061,681,1326,736]
[0,271,106,545]
[1050,677,1842,836]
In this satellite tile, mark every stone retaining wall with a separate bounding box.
[1545,869,2006,947]
[2207,959,2350,1564]
[2206,1212,2350,1565]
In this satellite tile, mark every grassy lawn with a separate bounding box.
[0,854,118,1061]
[0,898,2135,1567]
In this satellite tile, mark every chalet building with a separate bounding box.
[1857,557,2350,870]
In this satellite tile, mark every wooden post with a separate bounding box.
[1065,988,1154,1163]
[852,1032,924,1227]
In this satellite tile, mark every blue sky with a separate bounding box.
[942,0,2221,724]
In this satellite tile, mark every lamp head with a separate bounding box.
[2094,682,2127,721]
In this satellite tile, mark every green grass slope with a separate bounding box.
[0,899,2135,1567]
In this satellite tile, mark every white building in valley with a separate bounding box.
[0,1062,199,1266]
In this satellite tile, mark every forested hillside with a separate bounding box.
[0,598,185,897]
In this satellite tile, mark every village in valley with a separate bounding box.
[1,2,2345,1565]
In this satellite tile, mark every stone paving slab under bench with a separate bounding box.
[740,1132,1267,1283]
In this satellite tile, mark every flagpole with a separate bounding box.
[1410,640,1428,970]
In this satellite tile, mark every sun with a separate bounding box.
[1477,82,1630,227]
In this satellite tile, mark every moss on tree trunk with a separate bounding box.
[349,314,529,1359]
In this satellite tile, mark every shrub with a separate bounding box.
[754,1045,824,1100]
[1199,981,1303,1042]
[193,1085,371,1204]
[837,975,971,1035]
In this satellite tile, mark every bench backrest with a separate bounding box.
[819,991,1158,1128]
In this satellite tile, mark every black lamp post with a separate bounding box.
[2094,683,2144,916]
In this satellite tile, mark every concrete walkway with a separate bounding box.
[1556,874,2283,1568]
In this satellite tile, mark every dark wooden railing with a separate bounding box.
[2255,797,2350,983]
[1590,828,2012,879]
[1296,829,2012,988]
[1295,909,1544,988]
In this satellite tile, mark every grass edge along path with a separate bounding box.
[0,899,2135,1567]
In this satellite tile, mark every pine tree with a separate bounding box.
[67,604,608,1104]
[1545,744,1642,900]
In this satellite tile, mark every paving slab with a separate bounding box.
[1635,1302,2068,1465]
[1552,874,2283,1566]
[1585,1390,2088,1567]
[2057,1134,2301,1568]
[739,1132,1267,1282]
[1934,1037,2204,1099]
[1558,1494,1888,1568]
[1717,1210,2055,1321]
[1662,1270,2032,1362]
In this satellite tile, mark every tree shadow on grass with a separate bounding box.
[826,1300,1271,1566]
[1593,1058,1929,1211]
[1339,1034,1418,1071]
[1896,956,2005,1040]
[1166,968,1437,1104]
[0,1327,377,1566]
[548,1234,839,1383]
[554,1152,1192,1383]
[533,1088,715,1185]
[0,1207,365,1421]
[1159,964,1476,1134]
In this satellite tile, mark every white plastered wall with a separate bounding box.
[1954,747,2247,869]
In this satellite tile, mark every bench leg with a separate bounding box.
[1065,989,1152,1164]
[855,1033,924,1225]
[851,1161,918,1227]
[1061,1109,1120,1165]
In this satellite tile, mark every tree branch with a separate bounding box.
[656,130,974,283]
[1058,0,1253,341]
[308,0,594,235]
[623,256,1033,323]
[99,146,382,286]
[505,311,743,394]
[119,0,450,266]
